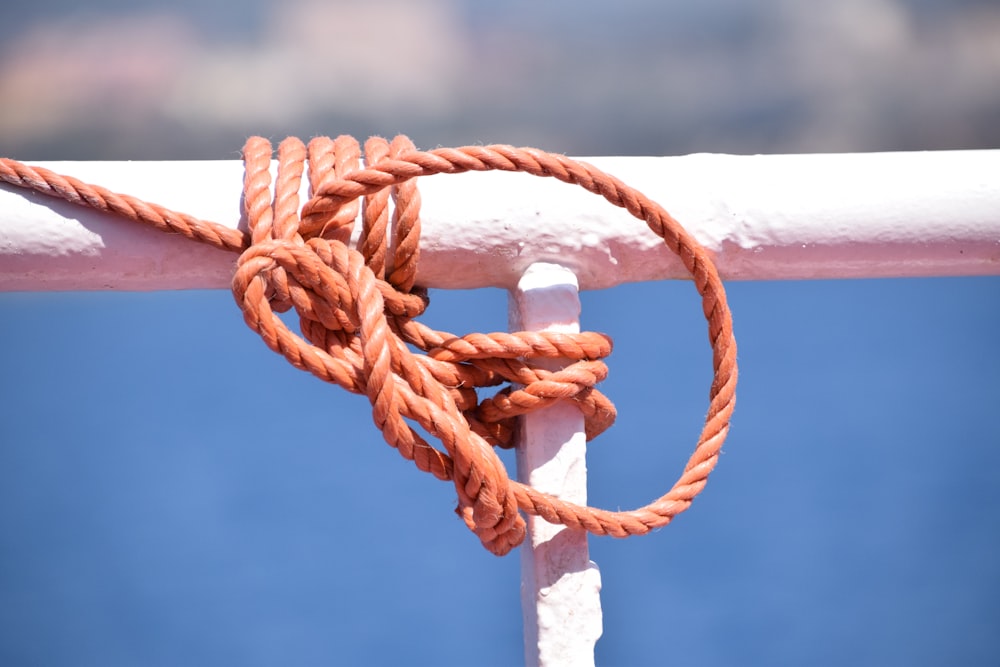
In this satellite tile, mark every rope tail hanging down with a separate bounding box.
[0,136,738,556]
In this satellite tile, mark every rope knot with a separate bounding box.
[230,135,626,555]
[0,135,737,557]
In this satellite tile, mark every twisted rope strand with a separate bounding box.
[0,158,248,252]
[0,136,737,556]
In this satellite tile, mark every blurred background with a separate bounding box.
[1,1,999,666]
[1,0,999,159]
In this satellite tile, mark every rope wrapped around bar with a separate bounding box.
[0,136,737,556]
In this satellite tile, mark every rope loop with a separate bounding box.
[0,135,737,556]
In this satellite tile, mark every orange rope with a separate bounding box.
[0,136,738,556]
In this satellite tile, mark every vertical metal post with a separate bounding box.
[510,262,603,667]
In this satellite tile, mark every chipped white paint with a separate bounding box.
[2,150,999,291]
[511,263,602,667]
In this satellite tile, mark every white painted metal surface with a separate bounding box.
[1,148,998,667]
[511,263,602,667]
[2,150,999,292]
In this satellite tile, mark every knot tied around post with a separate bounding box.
[0,136,737,556]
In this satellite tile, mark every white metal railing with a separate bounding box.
[2,149,998,666]
[3,150,998,292]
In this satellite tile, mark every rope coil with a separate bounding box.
[0,136,737,556]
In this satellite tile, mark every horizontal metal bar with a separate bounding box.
[2,150,998,291]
